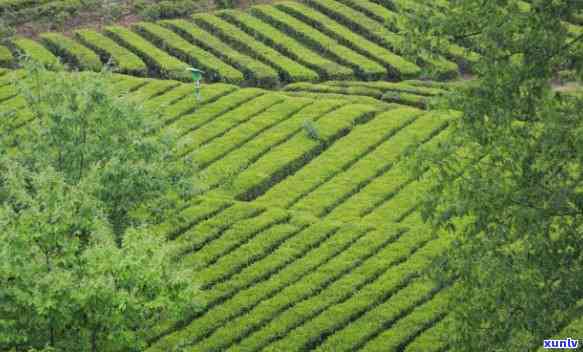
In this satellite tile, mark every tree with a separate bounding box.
[4,59,202,241]
[400,0,583,350]
[0,62,202,351]
[0,157,199,351]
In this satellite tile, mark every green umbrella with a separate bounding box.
[186,67,204,100]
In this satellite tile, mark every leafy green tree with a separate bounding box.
[5,59,201,241]
[0,157,199,351]
[0,61,203,351]
[400,0,583,350]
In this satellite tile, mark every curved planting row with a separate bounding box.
[282,81,439,108]
[1,0,492,86]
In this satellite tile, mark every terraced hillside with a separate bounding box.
[2,1,582,349]
[3,48,582,350]
[0,68,466,351]
[1,0,488,85]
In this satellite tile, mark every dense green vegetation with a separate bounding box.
[1,0,487,84]
[0,0,582,351]
[400,0,583,350]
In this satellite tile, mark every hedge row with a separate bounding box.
[326,80,446,96]
[314,278,439,351]
[262,233,452,352]
[1,105,33,134]
[207,101,352,196]
[147,197,231,240]
[335,0,399,29]
[150,223,371,351]
[132,21,244,85]
[155,83,237,128]
[181,207,291,269]
[74,29,148,76]
[256,107,420,211]
[277,2,420,79]
[364,130,474,226]
[193,97,312,169]
[288,111,451,217]
[214,99,346,198]
[361,285,452,351]
[176,92,284,158]
[204,219,343,302]
[109,75,150,95]
[161,19,279,87]
[173,88,265,139]
[326,129,451,224]
[249,5,386,80]
[0,95,26,113]
[280,90,389,107]
[219,10,354,81]
[10,37,60,68]
[283,81,433,108]
[0,84,27,113]
[284,81,384,98]
[304,0,459,80]
[142,83,196,112]
[103,25,190,81]
[39,32,102,71]
[338,0,479,69]
[126,79,180,104]
[0,45,14,67]
[194,14,319,83]
[205,100,360,199]
[403,314,451,352]
[236,103,380,202]
[227,217,424,350]
[381,90,429,108]
[195,221,305,289]
[172,202,266,258]
[198,224,408,351]
[0,84,16,102]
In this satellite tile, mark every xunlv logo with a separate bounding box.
[543,338,579,349]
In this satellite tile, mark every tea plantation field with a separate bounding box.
[0,0,487,84]
[1,0,582,350]
[0,67,468,350]
[2,63,581,351]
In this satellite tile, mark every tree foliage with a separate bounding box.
[0,62,202,351]
[0,157,199,351]
[401,0,583,350]
[4,59,201,240]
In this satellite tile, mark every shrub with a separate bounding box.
[161,19,279,87]
[219,10,353,81]
[133,21,244,84]
[10,37,60,69]
[195,13,319,83]
[104,25,190,81]
[39,32,102,71]
[250,4,386,80]
[74,29,148,76]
